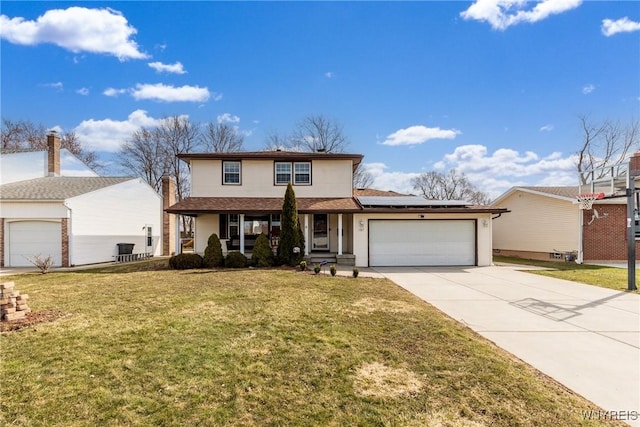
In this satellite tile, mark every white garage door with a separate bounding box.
[369,220,476,266]
[8,221,62,267]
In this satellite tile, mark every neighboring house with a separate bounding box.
[0,133,164,267]
[1,144,98,185]
[491,186,638,263]
[166,151,507,267]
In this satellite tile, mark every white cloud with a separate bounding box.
[0,7,147,60]
[539,124,554,132]
[325,71,335,79]
[131,83,210,102]
[217,113,240,124]
[148,61,186,74]
[436,144,578,197]
[460,0,582,31]
[103,87,126,97]
[74,109,161,152]
[364,162,419,195]
[582,83,595,94]
[76,87,89,96]
[602,17,640,37]
[42,81,63,91]
[382,125,461,146]
[366,144,578,200]
[212,92,223,101]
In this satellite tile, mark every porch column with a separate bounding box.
[239,214,245,254]
[304,214,309,256]
[337,214,343,255]
[175,215,181,255]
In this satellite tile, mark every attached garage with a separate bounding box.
[369,219,476,266]
[8,220,62,267]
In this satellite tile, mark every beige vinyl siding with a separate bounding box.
[190,159,353,198]
[492,191,578,253]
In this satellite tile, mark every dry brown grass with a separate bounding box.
[0,262,625,426]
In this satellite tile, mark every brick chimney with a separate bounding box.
[162,176,177,256]
[47,131,61,176]
[630,152,640,177]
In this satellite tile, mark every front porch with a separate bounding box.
[215,212,355,261]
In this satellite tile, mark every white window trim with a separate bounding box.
[223,161,241,185]
[275,162,292,185]
[274,161,311,185]
[293,162,311,185]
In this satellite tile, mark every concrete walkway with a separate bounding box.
[375,265,640,426]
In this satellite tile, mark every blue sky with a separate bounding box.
[2,1,639,198]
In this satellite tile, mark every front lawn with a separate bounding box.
[1,262,623,426]
[494,256,637,293]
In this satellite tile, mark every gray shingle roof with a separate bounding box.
[0,177,134,200]
[518,186,579,199]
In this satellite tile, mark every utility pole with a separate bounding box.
[628,158,638,291]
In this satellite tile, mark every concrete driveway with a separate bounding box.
[375,265,640,426]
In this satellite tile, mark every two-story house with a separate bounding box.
[166,151,507,267]
[0,133,164,268]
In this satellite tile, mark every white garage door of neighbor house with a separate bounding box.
[8,221,62,267]
[369,220,476,266]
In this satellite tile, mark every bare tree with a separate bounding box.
[118,115,201,236]
[411,169,491,205]
[156,116,201,203]
[263,129,303,151]
[292,115,349,153]
[577,115,639,183]
[1,117,100,170]
[353,164,374,189]
[201,122,244,152]
[119,129,168,192]
[1,118,46,149]
[155,116,201,236]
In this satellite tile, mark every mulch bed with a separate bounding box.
[0,309,65,332]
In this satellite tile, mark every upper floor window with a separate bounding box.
[294,162,311,185]
[275,161,311,185]
[275,162,292,185]
[223,161,241,185]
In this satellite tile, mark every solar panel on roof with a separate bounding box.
[356,196,469,207]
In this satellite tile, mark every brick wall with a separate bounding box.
[0,218,4,268]
[61,218,69,267]
[47,133,61,176]
[583,204,640,261]
[162,177,176,256]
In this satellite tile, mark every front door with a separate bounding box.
[312,214,329,251]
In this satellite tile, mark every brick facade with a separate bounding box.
[0,218,4,268]
[162,177,176,256]
[583,204,640,261]
[47,133,61,176]
[61,218,69,267]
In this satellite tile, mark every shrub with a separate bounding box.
[314,264,321,274]
[330,265,337,276]
[169,253,203,270]
[225,251,248,268]
[352,267,359,278]
[278,183,304,266]
[251,234,274,267]
[203,233,224,268]
[299,260,307,271]
[26,254,54,274]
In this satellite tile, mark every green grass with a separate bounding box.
[494,256,638,293]
[1,261,625,426]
